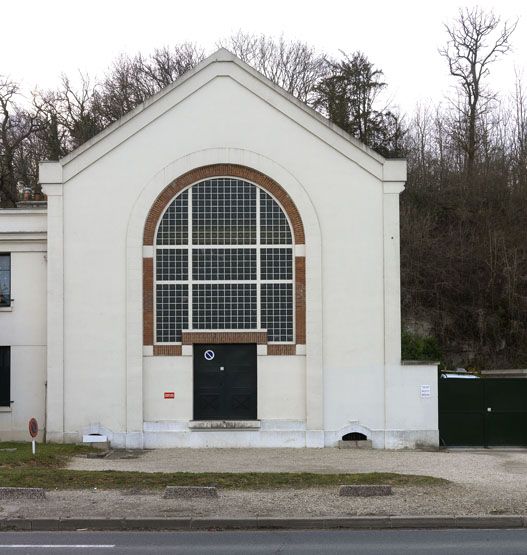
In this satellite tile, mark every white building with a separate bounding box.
[0,50,438,449]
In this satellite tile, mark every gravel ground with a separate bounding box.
[68,447,527,488]
[3,448,527,518]
[1,481,526,519]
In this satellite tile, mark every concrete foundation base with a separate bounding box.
[51,421,439,450]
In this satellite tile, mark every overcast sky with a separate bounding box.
[1,0,526,115]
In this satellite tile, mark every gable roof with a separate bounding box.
[57,48,400,181]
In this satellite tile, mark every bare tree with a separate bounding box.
[219,32,328,104]
[35,73,103,151]
[511,71,527,189]
[0,78,43,206]
[93,43,204,125]
[440,8,517,181]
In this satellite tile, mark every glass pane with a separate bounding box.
[193,248,256,281]
[192,179,256,245]
[261,248,293,280]
[0,254,10,306]
[156,190,188,245]
[156,284,188,342]
[156,249,188,281]
[260,190,292,245]
[0,255,9,271]
[261,283,294,342]
[192,284,257,330]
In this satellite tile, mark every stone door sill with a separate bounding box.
[189,420,261,430]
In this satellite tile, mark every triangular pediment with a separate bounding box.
[56,48,399,182]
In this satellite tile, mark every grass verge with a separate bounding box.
[0,442,447,490]
[0,469,446,490]
[0,442,94,468]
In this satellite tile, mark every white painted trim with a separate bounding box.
[383,181,405,195]
[142,245,153,258]
[43,191,64,441]
[126,148,323,437]
[58,49,387,179]
[0,233,47,242]
[294,244,306,257]
[382,192,402,365]
[38,161,62,184]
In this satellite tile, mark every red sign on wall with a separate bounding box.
[164,392,175,399]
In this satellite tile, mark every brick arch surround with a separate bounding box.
[143,164,306,356]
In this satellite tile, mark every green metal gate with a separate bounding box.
[439,377,527,447]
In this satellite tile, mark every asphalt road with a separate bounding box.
[0,529,527,554]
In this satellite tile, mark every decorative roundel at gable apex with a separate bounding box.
[143,164,305,246]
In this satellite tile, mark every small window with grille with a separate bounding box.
[0,254,10,307]
[0,346,10,407]
[154,178,295,344]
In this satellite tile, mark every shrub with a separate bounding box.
[401,331,441,362]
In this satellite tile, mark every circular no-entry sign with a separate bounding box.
[204,350,215,361]
[28,418,38,438]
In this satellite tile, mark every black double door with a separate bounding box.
[193,344,257,420]
[439,377,527,447]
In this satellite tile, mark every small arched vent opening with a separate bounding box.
[342,432,368,442]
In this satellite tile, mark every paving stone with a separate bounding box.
[0,488,45,500]
[339,485,392,497]
[163,486,218,499]
[191,518,258,530]
[390,515,456,529]
[0,519,32,530]
[454,515,524,528]
[30,519,60,531]
[323,517,392,529]
[59,518,126,531]
[123,518,192,530]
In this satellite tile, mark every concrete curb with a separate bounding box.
[0,515,525,531]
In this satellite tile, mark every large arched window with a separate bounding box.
[154,177,294,344]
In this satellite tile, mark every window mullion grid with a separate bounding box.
[167,244,291,249]
[154,179,295,344]
[187,187,193,331]
[156,279,289,284]
[288,248,296,344]
[153,247,157,343]
[256,189,261,331]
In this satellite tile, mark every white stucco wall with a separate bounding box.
[143,354,305,423]
[38,51,438,448]
[0,210,47,441]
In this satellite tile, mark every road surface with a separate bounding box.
[0,529,526,554]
